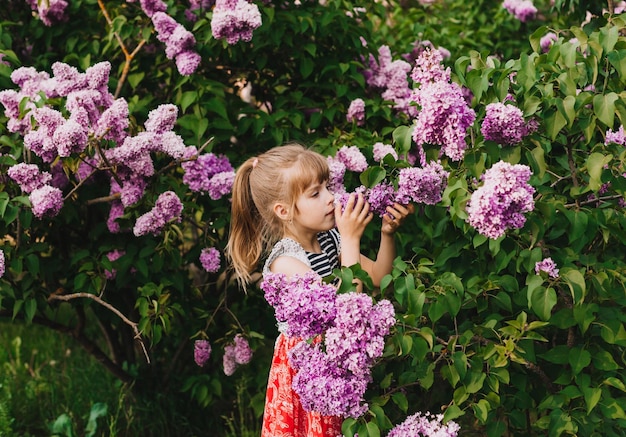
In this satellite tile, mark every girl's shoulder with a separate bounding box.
[262,238,310,276]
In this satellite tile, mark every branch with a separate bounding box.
[48,292,150,364]
[86,192,121,205]
[564,194,623,208]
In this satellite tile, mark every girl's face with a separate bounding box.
[292,180,336,234]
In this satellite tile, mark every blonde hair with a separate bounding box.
[226,142,330,287]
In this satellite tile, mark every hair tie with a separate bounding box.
[252,158,259,168]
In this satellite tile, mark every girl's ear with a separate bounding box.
[272,202,290,221]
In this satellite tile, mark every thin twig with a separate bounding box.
[86,193,121,205]
[48,292,151,364]
[564,194,623,208]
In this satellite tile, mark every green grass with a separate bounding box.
[0,321,123,437]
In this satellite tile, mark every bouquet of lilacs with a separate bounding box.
[260,271,396,418]
[329,143,450,217]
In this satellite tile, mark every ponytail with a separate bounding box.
[226,158,263,287]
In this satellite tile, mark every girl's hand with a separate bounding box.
[381,202,415,235]
[334,193,373,243]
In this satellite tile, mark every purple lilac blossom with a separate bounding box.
[327,157,347,195]
[104,250,125,280]
[207,171,236,200]
[365,182,397,217]
[53,119,88,157]
[410,50,476,164]
[8,163,52,193]
[185,0,214,21]
[347,98,366,126]
[151,12,200,75]
[481,102,528,145]
[132,191,183,236]
[211,0,262,45]
[503,0,537,22]
[395,161,450,205]
[535,257,559,278]
[466,161,535,239]
[26,0,68,26]
[223,344,237,375]
[199,247,221,273]
[387,411,460,437]
[50,161,70,189]
[372,142,398,162]
[29,185,64,218]
[233,334,253,364]
[107,201,125,233]
[139,0,168,17]
[94,98,129,143]
[182,151,235,193]
[335,145,368,172]
[0,250,4,278]
[540,32,558,52]
[194,339,212,367]
[605,125,626,146]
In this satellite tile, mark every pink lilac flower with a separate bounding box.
[53,119,88,157]
[540,32,558,52]
[410,48,450,85]
[387,411,460,437]
[133,191,183,236]
[8,163,52,193]
[104,250,125,280]
[335,145,368,172]
[194,339,212,367]
[107,201,125,233]
[481,102,528,146]
[0,250,4,278]
[347,98,366,126]
[233,334,252,364]
[175,51,202,76]
[151,12,200,75]
[327,157,347,195]
[395,161,450,205]
[139,0,168,17]
[605,125,626,146]
[503,0,537,22]
[410,50,476,165]
[26,0,68,26]
[29,185,64,218]
[207,171,235,200]
[182,151,234,193]
[535,257,559,278]
[223,344,237,375]
[94,98,129,143]
[365,182,397,217]
[199,247,221,273]
[211,0,262,45]
[466,161,535,239]
[372,142,398,162]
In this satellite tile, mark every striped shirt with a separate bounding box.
[306,228,341,278]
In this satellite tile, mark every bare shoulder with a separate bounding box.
[270,255,312,277]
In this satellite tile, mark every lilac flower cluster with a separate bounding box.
[362,45,415,116]
[185,0,214,22]
[396,161,450,205]
[481,102,532,146]
[30,185,64,219]
[182,150,235,200]
[403,39,451,66]
[540,32,558,53]
[194,339,212,367]
[104,249,126,280]
[535,257,559,278]
[199,247,221,273]
[503,0,537,22]
[334,145,368,172]
[260,272,396,418]
[211,0,262,45]
[410,49,476,164]
[387,411,460,437]
[223,334,253,375]
[7,163,52,193]
[373,142,398,162]
[347,98,366,126]
[605,125,626,146]
[152,12,201,76]
[133,191,183,236]
[262,272,337,339]
[466,161,536,239]
[25,0,68,26]
[0,250,4,278]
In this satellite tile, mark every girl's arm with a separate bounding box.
[359,202,415,287]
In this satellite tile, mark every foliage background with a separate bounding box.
[0,0,625,436]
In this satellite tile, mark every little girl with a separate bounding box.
[226,142,412,437]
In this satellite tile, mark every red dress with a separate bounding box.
[260,333,343,437]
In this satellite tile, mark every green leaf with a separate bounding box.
[472,399,490,424]
[568,347,591,375]
[85,403,108,437]
[562,269,586,305]
[360,167,387,188]
[586,152,613,191]
[592,92,619,128]
[393,125,414,155]
[545,108,567,140]
[582,386,602,415]
[531,287,557,321]
[365,421,380,437]
[443,404,464,422]
[391,392,408,413]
